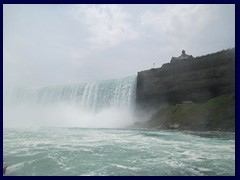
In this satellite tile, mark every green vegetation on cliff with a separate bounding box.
[145,94,235,131]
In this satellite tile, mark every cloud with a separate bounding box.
[69,4,138,49]
[140,5,213,43]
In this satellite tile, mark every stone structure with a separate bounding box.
[171,50,193,63]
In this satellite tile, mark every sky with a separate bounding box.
[3,4,235,87]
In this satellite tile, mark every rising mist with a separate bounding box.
[3,76,138,129]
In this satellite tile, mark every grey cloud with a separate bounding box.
[3,4,235,88]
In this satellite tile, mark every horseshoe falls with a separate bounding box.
[5,75,136,109]
[3,75,235,176]
[4,75,137,128]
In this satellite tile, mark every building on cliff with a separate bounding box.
[171,50,193,63]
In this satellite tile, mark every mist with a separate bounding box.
[3,76,138,129]
[3,104,136,129]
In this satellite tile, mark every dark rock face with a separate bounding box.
[136,48,235,111]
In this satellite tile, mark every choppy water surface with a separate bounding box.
[3,128,235,176]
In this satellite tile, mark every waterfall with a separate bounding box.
[4,75,137,112]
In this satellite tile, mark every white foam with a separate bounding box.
[112,164,141,172]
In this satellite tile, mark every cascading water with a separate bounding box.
[4,75,137,128]
[5,75,136,109]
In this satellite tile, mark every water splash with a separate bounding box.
[4,76,137,128]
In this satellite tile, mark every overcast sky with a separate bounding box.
[3,4,235,87]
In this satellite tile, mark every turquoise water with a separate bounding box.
[3,128,235,176]
[4,75,137,111]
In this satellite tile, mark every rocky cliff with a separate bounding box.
[136,48,235,111]
[134,48,235,131]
